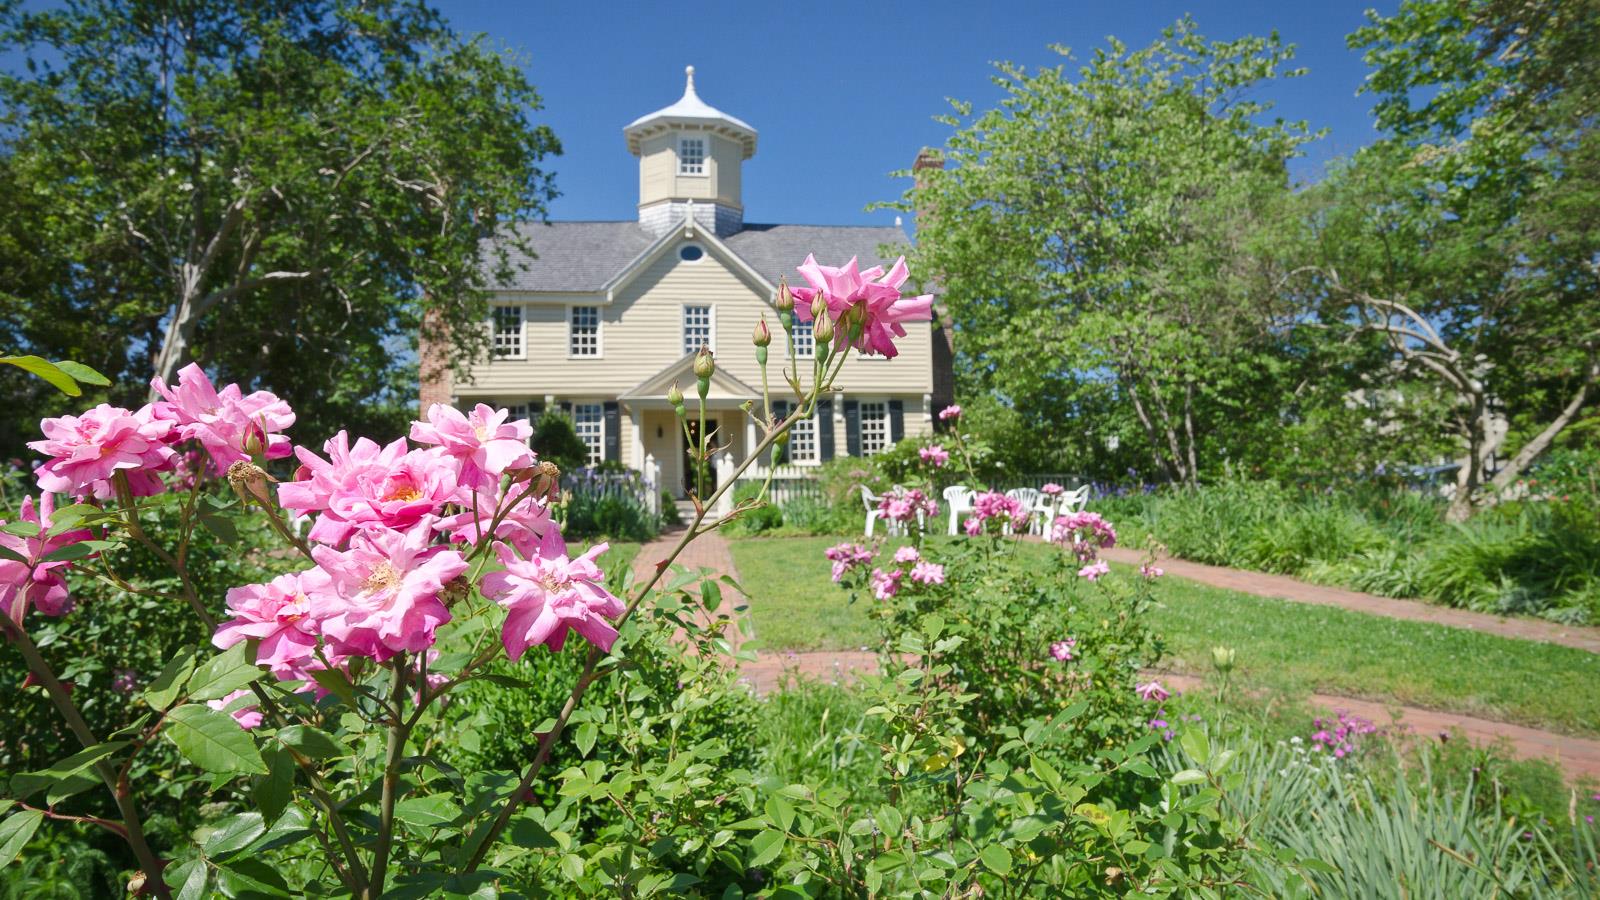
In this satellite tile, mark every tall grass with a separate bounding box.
[1105,479,1600,622]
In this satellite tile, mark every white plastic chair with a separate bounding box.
[1060,485,1091,513]
[1028,493,1057,536]
[1004,488,1039,536]
[943,485,974,535]
[860,485,885,537]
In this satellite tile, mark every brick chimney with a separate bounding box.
[418,307,453,412]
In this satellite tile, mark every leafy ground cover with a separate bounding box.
[729,535,1600,737]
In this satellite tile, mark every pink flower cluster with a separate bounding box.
[1310,711,1378,759]
[962,490,1028,536]
[1140,563,1164,579]
[1049,637,1076,661]
[1051,511,1118,563]
[918,445,949,468]
[1040,483,1064,496]
[938,405,961,422]
[877,486,938,524]
[1136,680,1170,702]
[0,494,92,624]
[825,542,876,582]
[792,255,933,359]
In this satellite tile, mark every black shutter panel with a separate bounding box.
[888,399,905,444]
[817,399,835,461]
[603,401,621,463]
[773,401,791,464]
[559,400,572,416]
[843,400,861,458]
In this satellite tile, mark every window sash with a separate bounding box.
[789,412,819,463]
[492,305,523,358]
[569,306,600,357]
[859,401,889,456]
[682,305,713,355]
[679,137,706,175]
[791,319,815,358]
[573,403,604,466]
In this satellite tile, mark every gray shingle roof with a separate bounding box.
[485,220,912,293]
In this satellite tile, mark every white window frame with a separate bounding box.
[491,304,524,360]
[678,136,706,175]
[790,319,815,358]
[572,402,605,467]
[859,401,890,456]
[788,410,820,464]
[568,305,602,358]
[682,304,715,356]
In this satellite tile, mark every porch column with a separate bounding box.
[629,405,644,470]
[744,411,758,470]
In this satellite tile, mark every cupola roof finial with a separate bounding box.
[623,64,758,158]
[685,65,696,97]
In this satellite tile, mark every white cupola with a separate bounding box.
[624,65,757,237]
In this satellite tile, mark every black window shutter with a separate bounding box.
[603,401,621,462]
[817,399,835,461]
[773,401,791,464]
[843,400,860,458]
[888,400,905,444]
[559,401,572,416]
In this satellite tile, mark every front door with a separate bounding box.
[682,417,718,496]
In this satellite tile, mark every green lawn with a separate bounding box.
[729,536,1600,737]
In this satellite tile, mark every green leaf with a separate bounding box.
[700,580,723,613]
[748,829,786,868]
[275,725,343,760]
[254,747,295,825]
[395,795,462,828]
[165,704,266,775]
[1179,728,1211,767]
[978,843,1013,876]
[0,809,44,868]
[51,360,110,387]
[144,647,199,710]
[38,539,119,563]
[11,741,126,801]
[203,812,267,859]
[764,794,795,832]
[310,668,360,709]
[0,522,41,538]
[215,857,291,897]
[1170,769,1207,786]
[166,857,210,900]
[0,356,80,396]
[573,722,598,758]
[187,643,263,702]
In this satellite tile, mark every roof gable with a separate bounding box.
[618,350,760,402]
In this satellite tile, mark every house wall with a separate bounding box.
[638,132,742,210]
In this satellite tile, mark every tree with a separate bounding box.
[900,19,1314,485]
[1304,0,1600,520]
[0,0,560,450]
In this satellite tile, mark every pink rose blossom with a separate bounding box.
[824,542,876,582]
[212,573,320,678]
[962,516,983,536]
[480,529,625,659]
[0,493,93,624]
[893,546,920,564]
[909,561,945,585]
[938,405,962,422]
[1077,560,1110,581]
[302,523,466,660]
[919,445,949,467]
[279,433,463,544]
[1135,680,1170,702]
[150,363,295,473]
[207,689,264,730]
[965,491,1028,534]
[1052,511,1119,563]
[409,403,535,491]
[791,255,933,359]
[878,487,938,524]
[29,404,175,499]
[1050,638,1076,661]
[1140,563,1164,579]
[1040,483,1064,496]
[870,567,902,600]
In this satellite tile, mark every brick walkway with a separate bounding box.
[630,530,1600,781]
[1100,546,1600,655]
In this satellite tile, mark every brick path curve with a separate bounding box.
[624,529,1600,781]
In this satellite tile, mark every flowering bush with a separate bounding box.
[1,254,928,896]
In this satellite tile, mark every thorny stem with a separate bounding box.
[462,377,835,874]
[3,618,172,899]
[367,657,411,897]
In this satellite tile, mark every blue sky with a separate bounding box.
[439,0,1397,229]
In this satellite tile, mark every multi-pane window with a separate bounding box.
[859,401,890,456]
[492,305,523,358]
[788,412,818,464]
[683,305,713,355]
[791,319,815,358]
[569,306,600,357]
[573,403,604,466]
[678,137,706,175]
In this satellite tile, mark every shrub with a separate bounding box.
[721,480,783,535]
[530,410,589,472]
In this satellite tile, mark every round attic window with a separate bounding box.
[679,244,705,262]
